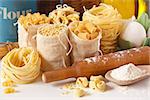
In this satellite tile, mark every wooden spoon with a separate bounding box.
[105,65,150,86]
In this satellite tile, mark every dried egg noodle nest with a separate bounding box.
[83,3,123,54]
[1,47,41,84]
[49,4,80,25]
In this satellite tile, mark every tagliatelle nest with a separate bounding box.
[49,4,80,25]
[1,47,41,84]
[83,3,123,54]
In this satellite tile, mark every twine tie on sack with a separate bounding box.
[97,34,103,56]
[58,32,72,68]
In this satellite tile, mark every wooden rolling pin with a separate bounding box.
[0,42,18,59]
[42,46,150,83]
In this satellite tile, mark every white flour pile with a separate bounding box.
[111,63,146,81]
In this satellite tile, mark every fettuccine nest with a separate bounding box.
[1,47,41,84]
[83,3,123,54]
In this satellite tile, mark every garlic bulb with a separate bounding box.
[120,21,146,47]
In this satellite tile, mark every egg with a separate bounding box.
[120,21,146,47]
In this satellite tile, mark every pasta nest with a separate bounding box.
[83,3,123,54]
[1,47,41,84]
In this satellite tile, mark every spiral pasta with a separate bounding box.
[83,3,123,54]
[1,47,41,84]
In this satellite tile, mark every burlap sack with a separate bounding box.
[37,24,71,71]
[69,28,102,64]
[18,22,45,49]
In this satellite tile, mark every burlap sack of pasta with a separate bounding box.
[37,24,71,71]
[83,3,123,54]
[49,4,80,25]
[18,13,52,48]
[69,21,102,63]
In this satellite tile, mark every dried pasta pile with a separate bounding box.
[69,21,101,40]
[18,13,52,29]
[1,47,41,84]
[83,3,123,54]
[49,4,80,25]
[62,75,107,97]
[38,24,65,36]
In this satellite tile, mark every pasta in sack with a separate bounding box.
[49,4,80,25]
[69,21,102,63]
[83,3,123,54]
[37,24,71,71]
[18,13,52,48]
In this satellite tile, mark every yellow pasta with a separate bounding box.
[4,87,15,94]
[63,82,76,90]
[90,75,106,82]
[74,88,86,97]
[18,13,52,29]
[83,3,123,54]
[76,77,89,88]
[1,47,41,84]
[38,24,65,36]
[89,79,106,92]
[2,80,14,87]
[69,21,102,40]
[49,4,80,25]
